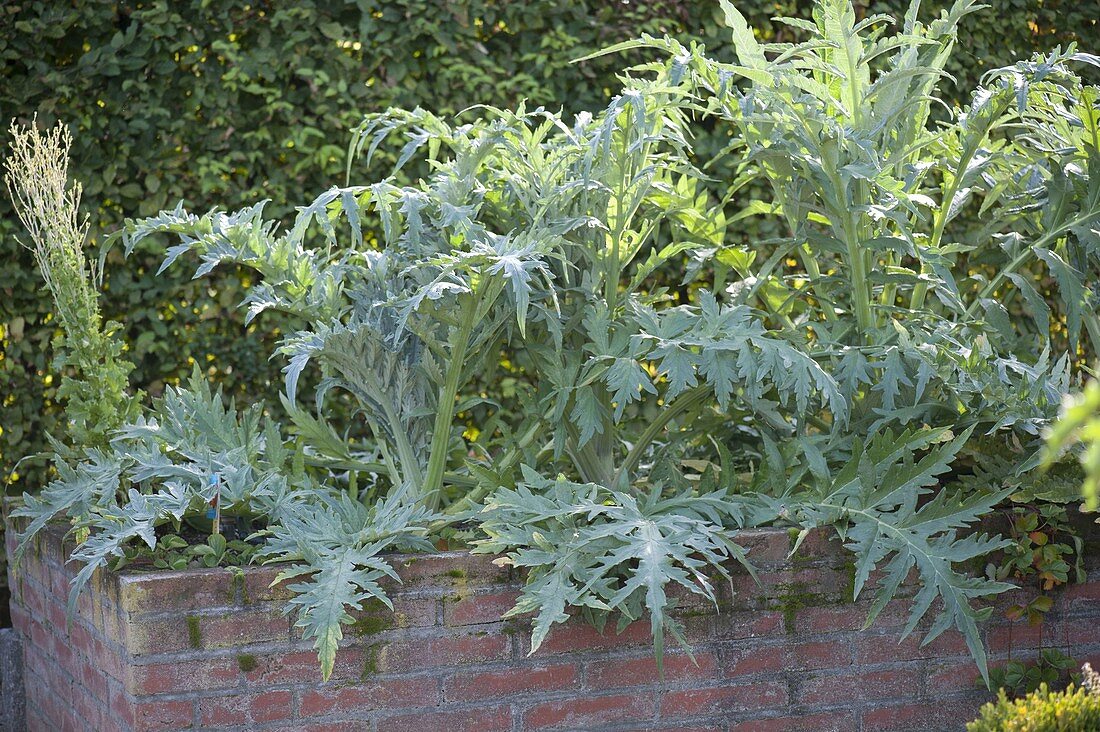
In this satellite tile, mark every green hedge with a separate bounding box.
[1,0,1095,488]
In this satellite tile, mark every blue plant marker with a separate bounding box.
[207,472,221,535]
[206,473,219,520]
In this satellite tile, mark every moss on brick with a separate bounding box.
[679,607,713,619]
[352,597,394,636]
[226,567,249,605]
[841,559,857,602]
[236,653,257,673]
[360,643,382,680]
[445,569,466,579]
[774,574,854,633]
[186,615,202,649]
[774,582,822,634]
[352,614,393,636]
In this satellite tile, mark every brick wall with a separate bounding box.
[6,520,1100,732]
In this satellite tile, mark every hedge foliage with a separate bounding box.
[1,0,1096,488]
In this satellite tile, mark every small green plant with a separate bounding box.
[111,532,259,572]
[969,664,1100,731]
[958,446,1085,625]
[989,649,1079,700]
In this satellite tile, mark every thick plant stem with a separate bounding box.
[421,300,478,509]
[964,211,1100,319]
[838,190,875,337]
[845,233,874,338]
[911,97,1011,311]
[612,386,710,489]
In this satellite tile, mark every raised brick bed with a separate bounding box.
[6,518,1100,731]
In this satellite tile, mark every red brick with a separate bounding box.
[69,686,108,732]
[9,603,29,634]
[538,620,652,655]
[21,580,47,624]
[661,681,787,716]
[26,618,50,658]
[200,694,248,727]
[91,635,127,683]
[47,628,77,672]
[793,640,852,669]
[242,565,297,603]
[856,629,968,664]
[986,620,1047,654]
[127,607,290,654]
[1074,646,1100,670]
[200,690,294,725]
[682,613,719,644]
[300,677,439,716]
[66,621,96,658]
[722,639,850,678]
[729,711,858,732]
[251,689,295,722]
[118,569,238,614]
[799,668,921,705]
[133,698,193,732]
[396,552,510,587]
[25,708,49,732]
[56,706,83,732]
[247,650,324,685]
[127,657,239,695]
[721,644,786,678]
[586,652,717,689]
[351,595,438,629]
[924,660,985,695]
[239,646,369,686]
[45,595,66,631]
[524,694,654,729]
[108,680,138,729]
[736,529,793,564]
[1049,618,1100,650]
[378,706,512,732]
[786,527,843,563]
[45,660,75,703]
[667,582,721,614]
[16,518,1098,732]
[78,658,110,700]
[790,606,862,634]
[756,568,848,594]
[447,663,577,700]
[377,632,510,672]
[1063,580,1100,602]
[714,610,784,639]
[862,700,988,732]
[443,590,519,626]
[48,563,71,601]
[264,724,364,732]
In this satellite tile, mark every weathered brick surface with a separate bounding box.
[7,519,1100,731]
